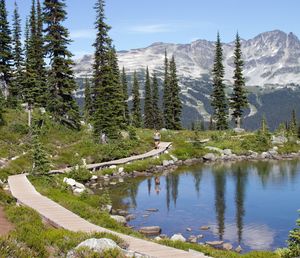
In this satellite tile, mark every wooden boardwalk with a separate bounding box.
[8,175,209,258]
[50,142,173,174]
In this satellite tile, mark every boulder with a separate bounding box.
[91,175,98,180]
[67,238,119,258]
[200,226,210,230]
[109,165,117,169]
[186,227,192,232]
[74,182,86,189]
[139,226,161,235]
[223,149,232,155]
[205,146,223,153]
[235,245,243,253]
[223,243,233,250]
[271,135,287,145]
[110,215,126,225]
[233,128,245,133]
[170,233,186,242]
[118,167,124,173]
[63,177,76,186]
[154,236,162,241]
[187,235,197,243]
[197,234,204,239]
[125,214,136,221]
[170,155,178,162]
[101,204,112,213]
[73,188,85,195]
[162,160,170,166]
[203,153,216,161]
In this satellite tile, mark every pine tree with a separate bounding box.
[8,1,23,107]
[131,71,142,127]
[92,0,124,139]
[0,89,5,125]
[209,115,215,130]
[169,55,182,130]
[35,0,47,106]
[211,33,228,130]
[289,109,297,135]
[152,73,163,129]
[0,0,12,99]
[43,0,80,129]
[260,115,269,134]
[121,67,129,124]
[230,33,248,128]
[32,135,50,175]
[144,67,153,128]
[163,49,172,128]
[84,75,92,121]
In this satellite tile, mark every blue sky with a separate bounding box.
[5,0,300,58]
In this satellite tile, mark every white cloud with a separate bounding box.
[70,29,95,39]
[128,24,171,34]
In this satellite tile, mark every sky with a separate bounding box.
[5,0,300,59]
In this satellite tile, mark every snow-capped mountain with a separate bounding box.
[74,30,300,87]
[74,30,300,130]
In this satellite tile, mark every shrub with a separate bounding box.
[8,123,29,134]
[68,166,91,183]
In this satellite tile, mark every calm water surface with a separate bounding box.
[104,160,300,252]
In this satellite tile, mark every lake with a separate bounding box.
[104,159,300,252]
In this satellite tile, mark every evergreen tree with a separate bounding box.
[163,49,171,128]
[121,67,129,124]
[168,55,182,130]
[131,71,142,127]
[230,33,248,128]
[92,0,124,138]
[152,73,163,129]
[209,115,215,130]
[0,0,12,99]
[0,89,5,125]
[289,109,297,135]
[260,115,269,134]
[43,0,80,129]
[32,135,50,175]
[8,1,23,107]
[144,67,153,128]
[211,33,228,130]
[84,75,91,121]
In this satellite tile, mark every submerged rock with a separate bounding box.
[110,215,126,225]
[235,245,243,253]
[200,226,210,230]
[146,208,159,212]
[139,226,161,235]
[223,243,233,250]
[203,153,216,161]
[206,240,224,246]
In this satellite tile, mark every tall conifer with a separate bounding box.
[144,67,153,128]
[211,33,228,130]
[230,33,248,128]
[121,67,129,124]
[163,50,171,128]
[9,1,23,107]
[169,56,182,130]
[84,76,91,121]
[43,0,80,129]
[131,71,142,127]
[0,89,4,125]
[0,0,12,99]
[152,73,163,129]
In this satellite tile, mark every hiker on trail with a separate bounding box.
[101,132,107,144]
[153,130,161,149]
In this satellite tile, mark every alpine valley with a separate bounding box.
[73,30,300,130]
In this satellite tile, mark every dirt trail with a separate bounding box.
[0,206,14,236]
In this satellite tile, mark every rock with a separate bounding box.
[206,240,224,246]
[118,210,129,216]
[170,233,186,242]
[170,155,178,162]
[139,226,161,235]
[261,152,270,159]
[110,182,117,185]
[223,243,233,250]
[73,188,85,195]
[67,238,119,257]
[233,128,245,133]
[186,227,192,232]
[162,160,170,166]
[273,146,279,151]
[200,226,210,230]
[272,135,287,145]
[187,235,197,243]
[74,182,86,189]
[101,204,112,213]
[125,214,136,221]
[159,234,168,239]
[161,128,167,132]
[223,149,232,155]
[203,153,216,161]
[110,215,126,225]
[235,245,243,253]
[90,175,98,180]
[118,178,124,183]
[142,214,149,218]
[146,208,159,212]
[118,167,124,173]
[168,160,175,165]
[63,177,76,186]
[154,236,162,241]
[197,234,204,239]
[121,131,129,139]
[268,150,278,157]
[109,165,117,169]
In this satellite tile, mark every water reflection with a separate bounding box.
[105,159,300,252]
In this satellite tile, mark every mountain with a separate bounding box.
[73,30,300,130]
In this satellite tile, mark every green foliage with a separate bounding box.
[84,76,92,121]
[152,73,163,129]
[68,166,91,183]
[0,90,5,126]
[131,71,142,128]
[43,0,80,129]
[121,67,130,125]
[163,50,171,128]
[31,135,50,175]
[211,33,228,130]
[144,67,153,128]
[240,132,271,153]
[230,33,248,127]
